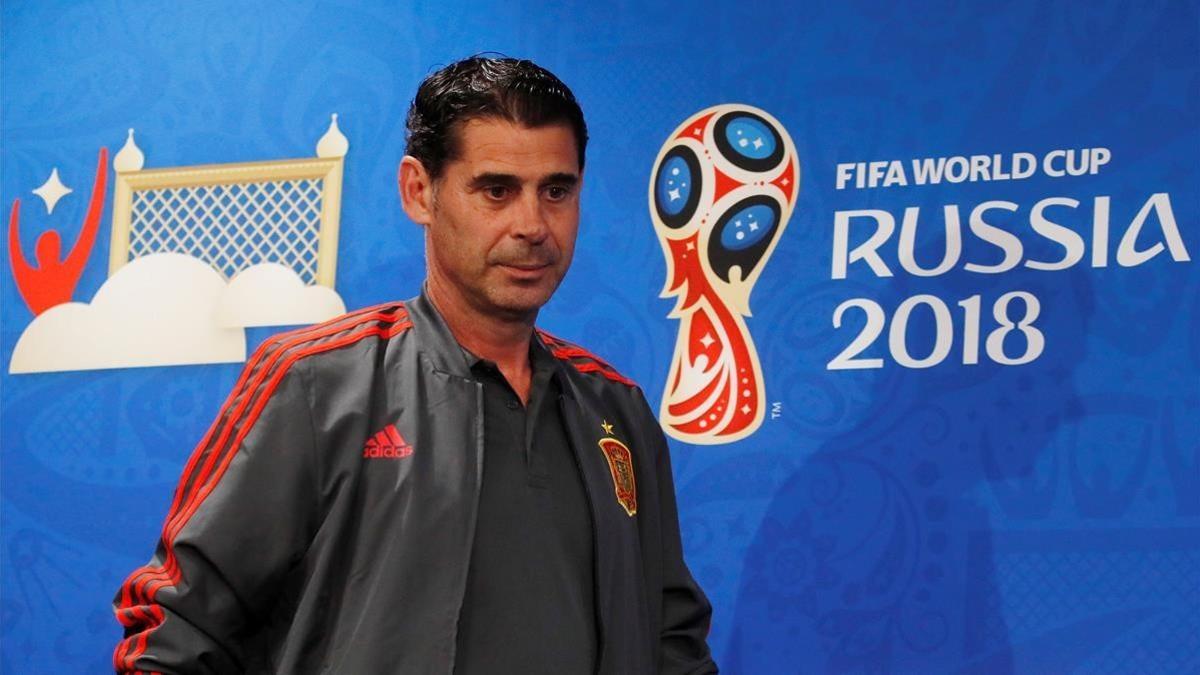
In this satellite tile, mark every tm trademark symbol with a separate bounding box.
[771,402,782,419]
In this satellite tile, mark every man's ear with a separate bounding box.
[398,156,434,226]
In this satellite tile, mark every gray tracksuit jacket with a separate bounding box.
[113,291,716,674]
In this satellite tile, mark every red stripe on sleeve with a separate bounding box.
[536,328,638,387]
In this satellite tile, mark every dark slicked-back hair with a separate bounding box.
[405,55,588,179]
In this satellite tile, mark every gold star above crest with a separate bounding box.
[600,419,614,436]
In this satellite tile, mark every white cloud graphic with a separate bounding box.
[216,263,346,328]
[9,253,246,374]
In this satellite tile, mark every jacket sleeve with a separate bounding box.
[112,354,321,674]
[643,394,719,674]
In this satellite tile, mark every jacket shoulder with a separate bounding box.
[536,328,638,388]
[253,301,413,367]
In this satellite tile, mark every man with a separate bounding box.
[113,56,716,674]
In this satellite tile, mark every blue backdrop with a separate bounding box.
[2,1,1197,672]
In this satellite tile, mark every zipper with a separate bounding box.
[559,393,605,675]
[445,380,486,674]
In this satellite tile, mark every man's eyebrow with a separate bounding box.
[466,172,521,189]
[466,172,580,190]
[540,172,580,188]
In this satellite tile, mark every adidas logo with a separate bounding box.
[363,423,413,459]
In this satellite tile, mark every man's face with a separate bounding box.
[422,118,581,321]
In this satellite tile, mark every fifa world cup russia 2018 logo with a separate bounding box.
[649,105,799,445]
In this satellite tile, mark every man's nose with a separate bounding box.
[510,193,549,243]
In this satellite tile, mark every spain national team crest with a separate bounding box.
[597,420,637,517]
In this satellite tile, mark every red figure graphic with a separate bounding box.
[8,147,109,315]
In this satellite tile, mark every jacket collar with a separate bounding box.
[405,286,474,378]
[405,285,574,398]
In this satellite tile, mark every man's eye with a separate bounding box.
[545,185,571,201]
[485,186,510,200]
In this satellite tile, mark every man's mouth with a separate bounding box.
[502,261,551,271]
[496,260,556,281]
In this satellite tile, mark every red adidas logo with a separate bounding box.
[362,423,413,459]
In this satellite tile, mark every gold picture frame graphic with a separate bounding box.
[107,119,347,288]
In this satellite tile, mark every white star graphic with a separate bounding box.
[752,137,764,150]
[741,404,752,415]
[699,333,715,348]
[749,222,759,231]
[32,168,72,214]
[668,188,681,201]
[685,241,695,251]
